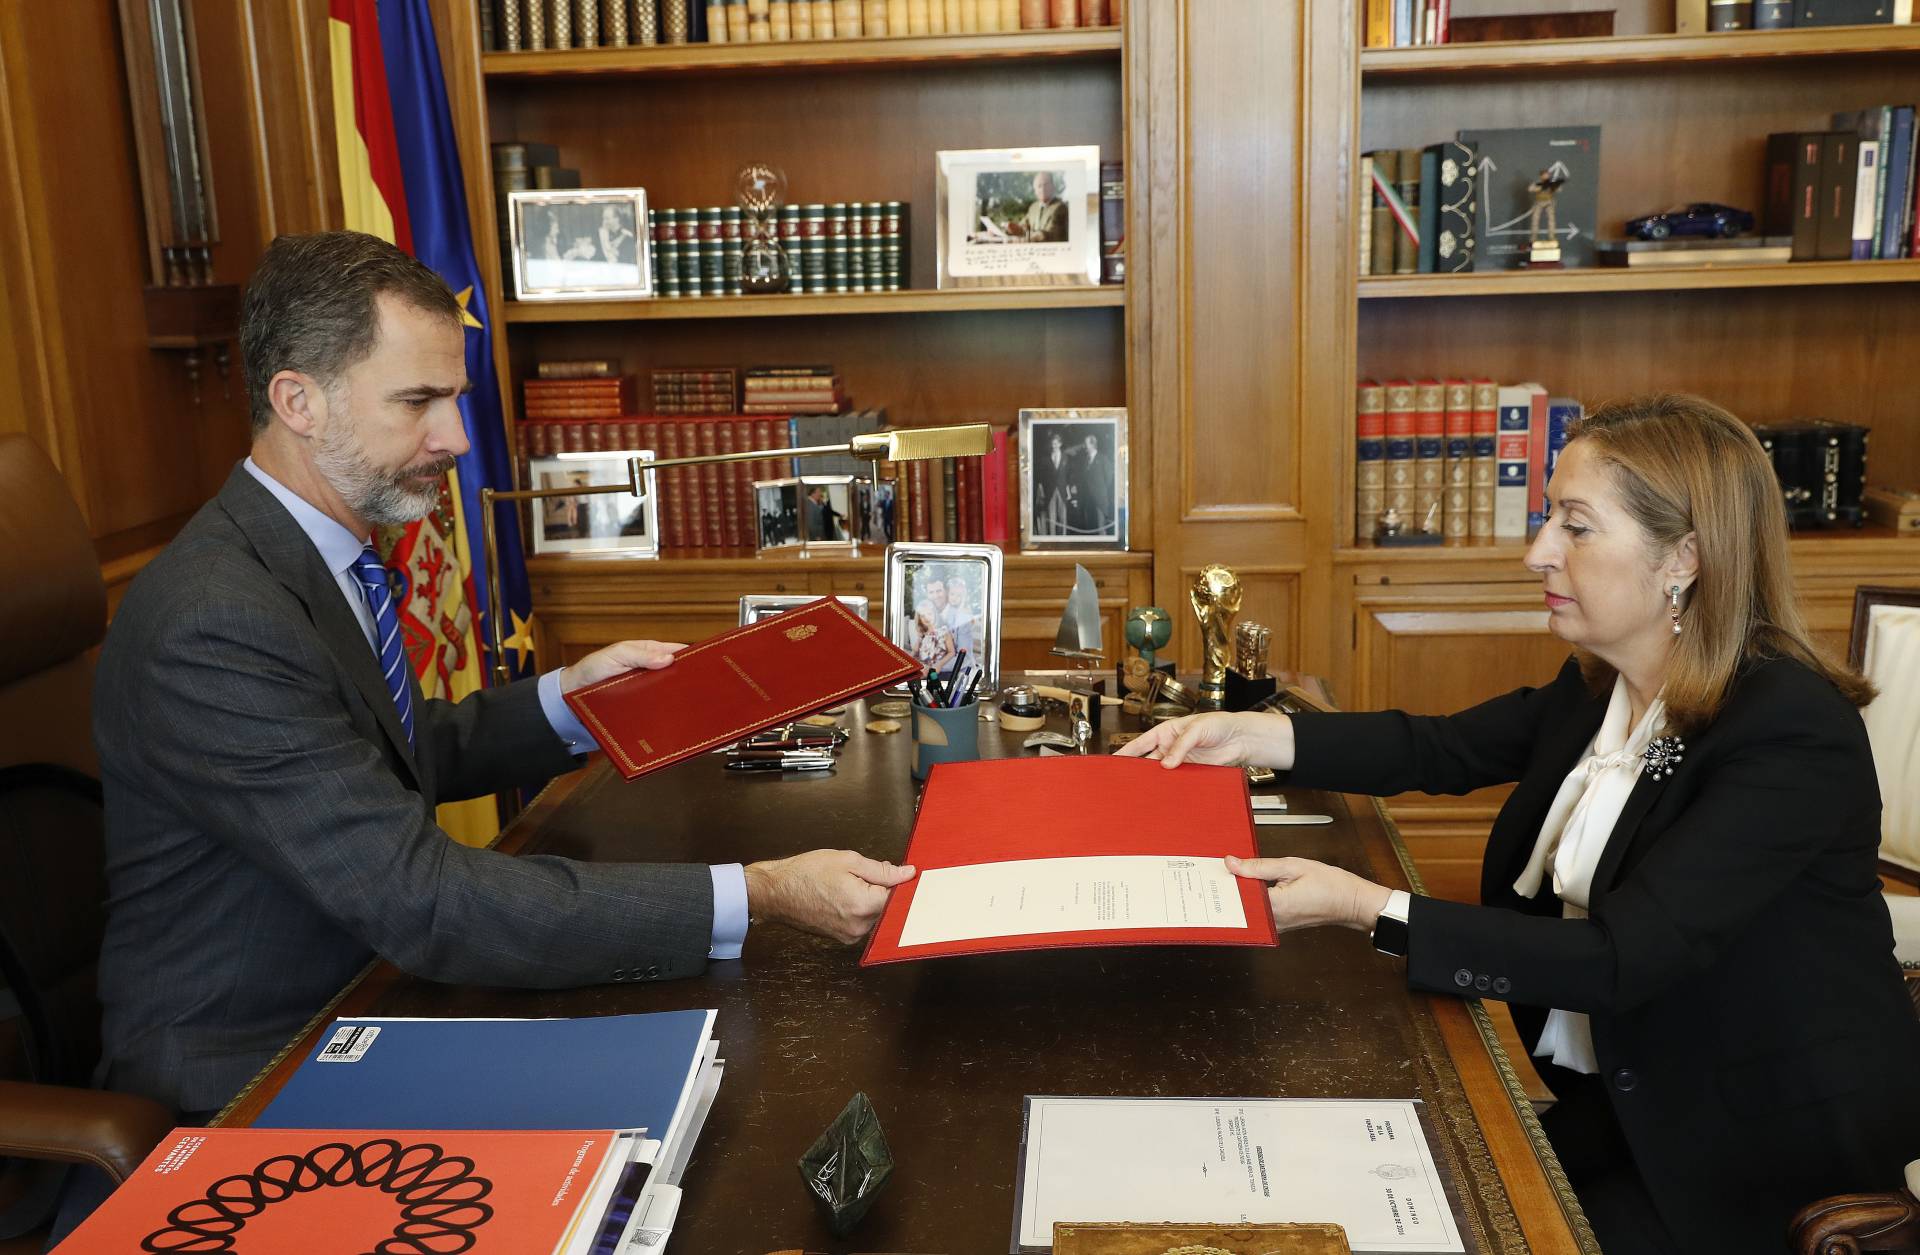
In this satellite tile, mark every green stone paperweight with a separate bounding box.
[797,1090,895,1237]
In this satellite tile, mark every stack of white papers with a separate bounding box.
[1015,1096,1464,1254]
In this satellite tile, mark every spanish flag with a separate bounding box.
[329,0,533,846]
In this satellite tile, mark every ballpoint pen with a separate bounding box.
[724,749,838,772]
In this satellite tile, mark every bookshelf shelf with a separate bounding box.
[528,548,1152,574]
[482,27,1121,79]
[1333,526,1917,565]
[501,285,1125,323]
[1360,24,1920,76]
[1357,259,1920,298]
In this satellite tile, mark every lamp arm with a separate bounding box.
[475,422,992,685]
[475,441,864,685]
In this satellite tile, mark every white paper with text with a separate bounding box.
[1016,1096,1463,1253]
[897,856,1246,948]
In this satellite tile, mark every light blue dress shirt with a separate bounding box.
[242,458,748,959]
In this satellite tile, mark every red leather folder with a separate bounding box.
[564,597,921,780]
[862,756,1277,965]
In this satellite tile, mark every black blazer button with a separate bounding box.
[1612,1068,1639,1093]
[644,964,660,979]
[1453,968,1473,988]
[1473,974,1491,993]
[1492,977,1511,995]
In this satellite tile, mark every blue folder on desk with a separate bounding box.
[254,1010,715,1136]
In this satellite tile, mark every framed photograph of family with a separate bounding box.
[508,188,652,301]
[883,542,1004,693]
[1018,407,1129,551]
[738,594,871,626]
[935,146,1101,290]
[527,451,658,557]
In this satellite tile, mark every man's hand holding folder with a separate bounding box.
[747,852,918,945]
[555,613,919,948]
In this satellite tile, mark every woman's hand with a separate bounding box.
[1226,855,1392,935]
[1113,711,1296,770]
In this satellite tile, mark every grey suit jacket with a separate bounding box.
[94,464,714,1114]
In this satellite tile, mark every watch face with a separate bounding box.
[1373,913,1411,958]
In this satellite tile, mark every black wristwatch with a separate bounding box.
[1371,889,1411,957]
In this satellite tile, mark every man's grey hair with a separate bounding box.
[239,230,461,433]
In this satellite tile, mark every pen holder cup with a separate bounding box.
[910,700,980,781]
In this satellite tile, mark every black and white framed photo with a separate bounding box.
[935,146,1101,290]
[754,479,804,553]
[1018,407,1129,551]
[527,451,658,557]
[882,542,1004,692]
[738,594,871,626]
[508,188,651,301]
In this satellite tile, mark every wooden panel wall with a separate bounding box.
[0,0,336,593]
[1137,0,1354,676]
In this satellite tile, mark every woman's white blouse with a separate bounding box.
[1511,674,1667,1075]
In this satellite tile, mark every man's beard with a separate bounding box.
[313,407,454,526]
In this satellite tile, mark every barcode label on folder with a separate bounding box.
[316,1024,380,1063]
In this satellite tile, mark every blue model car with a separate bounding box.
[1626,202,1756,241]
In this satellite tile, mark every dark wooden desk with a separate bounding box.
[218,690,1593,1255]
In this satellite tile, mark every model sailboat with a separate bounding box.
[1051,564,1104,662]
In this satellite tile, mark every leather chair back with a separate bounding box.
[1853,587,1920,879]
[0,434,109,1089]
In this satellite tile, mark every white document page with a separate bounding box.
[897,856,1247,948]
[1016,1096,1463,1254]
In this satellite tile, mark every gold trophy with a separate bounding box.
[1188,564,1243,710]
[1524,164,1568,269]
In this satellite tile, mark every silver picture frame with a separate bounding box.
[882,542,1004,694]
[935,146,1102,290]
[754,476,888,557]
[738,594,871,626]
[1018,407,1129,551]
[508,187,652,301]
[527,450,658,558]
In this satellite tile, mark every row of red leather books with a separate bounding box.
[885,427,1017,544]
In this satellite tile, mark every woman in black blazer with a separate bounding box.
[1122,395,1920,1254]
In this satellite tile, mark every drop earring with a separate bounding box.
[1669,585,1683,636]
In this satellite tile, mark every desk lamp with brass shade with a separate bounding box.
[479,422,994,684]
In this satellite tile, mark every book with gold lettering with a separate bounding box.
[565,597,921,780]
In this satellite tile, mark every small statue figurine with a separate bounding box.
[1526,164,1568,269]
[1188,565,1243,710]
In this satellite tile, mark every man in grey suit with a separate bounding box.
[92,231,914,1119]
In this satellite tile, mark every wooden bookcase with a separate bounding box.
[421,2,1920,907]
[430,7,1144,670]
[1337,9,1920,896]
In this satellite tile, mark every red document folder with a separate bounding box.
[57,1127,625,1254]
[862,757,1278,965]
[565,596,921,780]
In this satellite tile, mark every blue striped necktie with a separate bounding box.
[348,545,416,749]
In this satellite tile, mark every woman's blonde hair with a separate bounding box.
[1566,394,1873,732]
